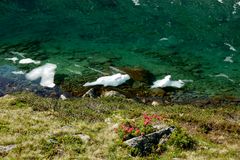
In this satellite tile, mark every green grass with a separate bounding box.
[0,92,239,159]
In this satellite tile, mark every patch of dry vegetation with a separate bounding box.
[0,93,239,159]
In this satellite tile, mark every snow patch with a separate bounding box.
[19,58,41,65]
[210,73,234,82]
[151,75,185,88]
[83,73,130,87]
[232,1,240,14]
[5,57,18,63]
[132,0,140,6]
[224,56,233,63]
[224,43,237,52]
[12,71,25,75]
[159,37,169,41]
[25,63,57,88]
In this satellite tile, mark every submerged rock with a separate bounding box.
[120,67,155,84]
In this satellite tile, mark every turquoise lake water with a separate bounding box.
[0,0,240,97]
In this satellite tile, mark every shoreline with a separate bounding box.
[0,64,240,107]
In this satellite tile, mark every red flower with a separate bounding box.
[144,119,151,125]
[135,128,140,134]
[153,114,162,120]
[128,127,134,133]
[143,113,150,119]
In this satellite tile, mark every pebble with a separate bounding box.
[152,101,160,106]
[76,134,90,143]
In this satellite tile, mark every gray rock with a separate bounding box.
[0,145,16,153]
[151,101,160,106]
[102,90,125,98]
[124,126,174,155]
[75,134,90,143]
[82,88,97,98]
[153,124,169,130]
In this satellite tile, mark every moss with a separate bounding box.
[0,121,10,133]
[168,127,197,150]
[41,134,85,158]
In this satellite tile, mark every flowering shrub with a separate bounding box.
[115,113,163,141]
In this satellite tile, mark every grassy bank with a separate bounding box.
[0,93,239,159]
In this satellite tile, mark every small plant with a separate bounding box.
[168,127,197,150]
[115,113,163,141]
[121,113,168,157]
[199,123,213,134]
[115,121,141,141]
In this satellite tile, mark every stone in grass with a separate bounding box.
[124,126,174,156]
[101,90,125,98]
[151,101,160,106]
[0,145,16,156]
[75,134,90,143]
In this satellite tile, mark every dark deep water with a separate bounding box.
[0,0,240,97]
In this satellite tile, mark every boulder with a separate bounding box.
[124,126,174,155]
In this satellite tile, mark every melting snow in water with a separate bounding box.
[232,1,240,14]
[12,71,25,75]
[217,0,224,4]
[224,43,237,52]
[224,55,234,63]
[210,73,234,82]
[132,0,140,6]
[83,73,130,87]
[19,58,41,65]
[25,63,57,88]
[151,75,185,88]
[5,57,18,63]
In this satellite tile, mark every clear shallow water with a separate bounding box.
[0,0,240,97]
